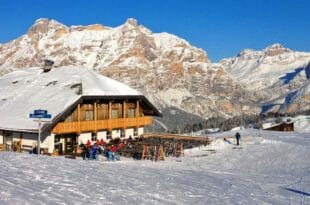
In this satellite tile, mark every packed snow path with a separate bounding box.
[0,129,309,204]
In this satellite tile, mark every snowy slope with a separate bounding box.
[0,66,141,131]
[0,129,309,205]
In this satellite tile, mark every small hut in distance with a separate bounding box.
[263,121,294,132]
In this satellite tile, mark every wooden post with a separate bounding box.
[158,145,164,161]
[109,102,112,119]
[122,101,126,132]
[77,104,81,133]
[136,100,140,131]
[180,143,184,157]
[141,145,146,160]
[94,102,97,132]
[123,101,126,118]
[108,101,112,130]
[19,132,23,152]
[94,102,97,121]
[77,104,81,121]
[136,100,140,117]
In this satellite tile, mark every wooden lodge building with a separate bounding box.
[263,122,294,132]
[0,66,161,155]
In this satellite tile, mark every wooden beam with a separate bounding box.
[123,101,126,118]
[94,102,97,121]
[52,117,153,134]
[108,101,112,130]
[94,102,97,132]
[20,132,23,151]
[136,100,140,117]
[77,104,81,122]
[77,104,81,133]
[136,100,140,128]
[109,101,112,119]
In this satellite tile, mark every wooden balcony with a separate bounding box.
[52,116,153,134]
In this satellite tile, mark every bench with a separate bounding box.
[0,144,5,151]
[21,145,33,152]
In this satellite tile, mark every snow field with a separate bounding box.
[0,129,309,204]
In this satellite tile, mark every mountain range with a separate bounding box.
[0,18,309,131]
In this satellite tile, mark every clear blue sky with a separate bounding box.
[1,0,309,62]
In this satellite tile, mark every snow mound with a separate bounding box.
[260,139,282,144]
[294,115,310,133]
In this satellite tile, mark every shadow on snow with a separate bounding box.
[285,188,310,197]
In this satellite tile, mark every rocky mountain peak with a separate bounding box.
[236,49,261,60]
[118,18,151,35]
[124,18,138,26]
[264,43,291,56]
[266,43,286,49]
[28,18,67,38]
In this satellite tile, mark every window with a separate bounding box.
[127,108,135,118]
[91,133,97,142]
[112,103,122,118]
[121,129,125,138]
[5,131,13,138]
[85,110,94,121]
[111,109,119,119]
[54,135,62,153]
[65,115,73,122]
[54,135,61,144]
[134,128,138,137]
[97,104,108,120]
[107,131,112,140]
[82,104,94,121]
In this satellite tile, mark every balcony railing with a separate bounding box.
[52,116,153,134]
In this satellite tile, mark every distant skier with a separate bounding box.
[235,132,241,146]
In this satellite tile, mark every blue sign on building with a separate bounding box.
[29,109,52,119]
[34,109,48,115]
[29,113,52,119]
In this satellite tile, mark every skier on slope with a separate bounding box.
[235,132,241,146]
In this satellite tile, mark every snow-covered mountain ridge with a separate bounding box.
[220,43,310,113]
[0,18,309,130]
[0,18,246,130]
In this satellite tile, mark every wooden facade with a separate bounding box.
[52,99,152,135]
[264,122,294,132]
[0,96,160,155]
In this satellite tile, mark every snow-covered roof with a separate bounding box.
[262,123,275,129]
[0,66,155,132]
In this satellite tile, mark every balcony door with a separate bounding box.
[64,134,77,155]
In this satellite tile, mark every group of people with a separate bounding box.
[79,139,124,161]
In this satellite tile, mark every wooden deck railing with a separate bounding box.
[52,116,153,134]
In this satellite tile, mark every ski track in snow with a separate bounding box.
[0,129,309,205]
